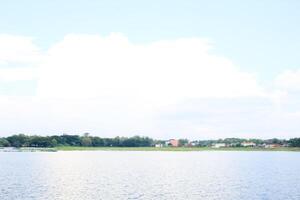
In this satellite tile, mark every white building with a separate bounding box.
[212,143,226,148]
[241,142,256,147]
[155,144,163,148]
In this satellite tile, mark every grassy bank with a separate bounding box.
[56,146,300,152]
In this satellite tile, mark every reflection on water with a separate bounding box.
[0,151,300,200]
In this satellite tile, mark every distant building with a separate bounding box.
[166,139,179,147]
[212,143,226,148]
[265,144,282,148]
[188,141,198,147]
[155,144,163,148]
[241,142,256,147]
[282,143,289,147]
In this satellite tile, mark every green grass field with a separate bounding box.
[55,146,300,152]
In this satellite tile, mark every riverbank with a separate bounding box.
[55,146,300,152]
[2,146,300,152]
[0,147,57,152]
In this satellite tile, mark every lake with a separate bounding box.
[0,151,300,200]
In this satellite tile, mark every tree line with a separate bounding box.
[0,134,154,148]
[0,134,300,148]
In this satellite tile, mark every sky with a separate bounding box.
[0,0,300,139]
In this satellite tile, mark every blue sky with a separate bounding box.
[0,1,300,138]
[1,0,300,78]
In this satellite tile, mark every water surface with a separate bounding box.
[0,151,299,199]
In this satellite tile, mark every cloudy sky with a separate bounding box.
[0,0,300,139]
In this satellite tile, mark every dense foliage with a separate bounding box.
[289,138,300,147]
[0,134,299,148]
[0,134,154,148]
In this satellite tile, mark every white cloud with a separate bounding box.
[2,33,300,139]
[0,34,41,64]
[275,69,300,90]
[37,33,265,104]
[0,67,38,81]
[0,35,41,82]
[33,33,267,138]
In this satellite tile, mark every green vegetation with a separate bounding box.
[1,134,300,152]
[289,138,300,147]
[56,146,300,152]
[1,134,154,148]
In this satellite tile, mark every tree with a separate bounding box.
[0,138,10,147]
[6,134,29,147]
[81,137,92,146]
[178,139,189,147]
[289,138,300,147]
[61,135,81,146]
[50,138,58,147]
[91,137,104,146]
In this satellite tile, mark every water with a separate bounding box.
[0,151,300,200]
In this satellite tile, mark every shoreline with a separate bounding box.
[55,146,300,152]
[2,147,300,152]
